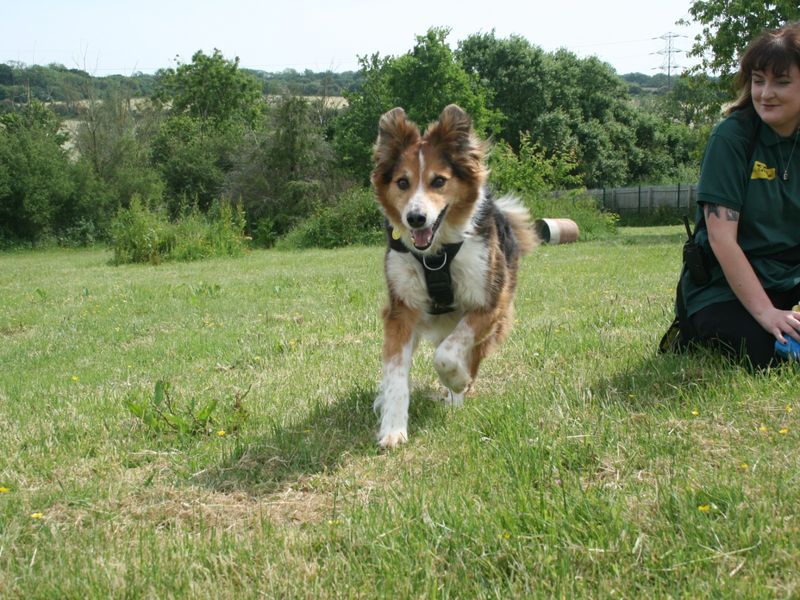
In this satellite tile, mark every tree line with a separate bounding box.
[1,2,793,248]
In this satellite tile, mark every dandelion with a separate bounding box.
[30,512,44,519]
[691,409,700,417]
[758,425,768,433]
[217,430,225,437]
[698,504,711,512]
[786,405,793,413]
[779,427,789,435]
[502,532,511,540]
[739,463,749,471]
[71,375,79,382]
[0,486,9,493]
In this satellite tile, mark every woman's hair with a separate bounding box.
[727,22,800,115]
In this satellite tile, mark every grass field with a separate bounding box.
[1,227,799,598]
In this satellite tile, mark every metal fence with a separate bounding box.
[583,184,699,213]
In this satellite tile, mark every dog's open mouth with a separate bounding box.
[410,206,448,251]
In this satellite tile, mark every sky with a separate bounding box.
[3,0,704,77]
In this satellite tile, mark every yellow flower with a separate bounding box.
[758,425,768,433]
[698,504,711,512]
[739,463,749,471]
[30,512,44,519]
[786,405,793,413]
[502,532,511,540]
[71,375,79,382]
[0,486,9,493]
[691,409,700,416]
[216,430,225,437]
[779,428,789,435]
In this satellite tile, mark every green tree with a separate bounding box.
[333,28,498,184]
[226,95,336,245]
[0,102,109,244]
[0,64,13,86]
[151,50,264,214]
[656,73,728,126]
[457,32,548,151]
[75,83,164,210]
[154,49,262,126]
[683,1,800,81]
[0,104,71,241]
[151,114,240,215]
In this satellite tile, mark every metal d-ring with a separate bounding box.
[422,253,447,271]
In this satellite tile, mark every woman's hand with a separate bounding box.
[755,306,800,344]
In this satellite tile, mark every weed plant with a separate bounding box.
[110,197,247,264]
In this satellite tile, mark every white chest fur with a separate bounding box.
[385,234,489,315]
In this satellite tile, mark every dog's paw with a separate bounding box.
[433,343,471,393]
[377,429,408,449]
[433,386,465,407]
[444,389,465,407]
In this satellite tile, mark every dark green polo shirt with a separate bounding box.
[683,109,800,317]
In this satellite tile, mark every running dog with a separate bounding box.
[371,104,537,448]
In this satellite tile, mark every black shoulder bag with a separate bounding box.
[658,216,708,352]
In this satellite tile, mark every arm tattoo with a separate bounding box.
[704,203,739,222]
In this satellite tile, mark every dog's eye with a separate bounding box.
[396,177,410,190]
[431,176,447,189]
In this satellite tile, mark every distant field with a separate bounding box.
[1,227,798,598]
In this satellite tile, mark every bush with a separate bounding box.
[488,135,618,241]
[110,196,175,264]
[110,197,247,265]
[276,188,384,249]
[171,201,248,261]
[488,134,582,195]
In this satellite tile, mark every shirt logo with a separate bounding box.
[751,161,777,180]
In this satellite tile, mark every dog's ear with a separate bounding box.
[424,104,487,184]
[437,104,472,138]
[372,107,420,186]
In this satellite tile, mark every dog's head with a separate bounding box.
[371,104,488,253]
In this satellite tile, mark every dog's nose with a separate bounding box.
[406,211,427,229]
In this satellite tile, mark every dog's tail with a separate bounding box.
[495,195,539,256]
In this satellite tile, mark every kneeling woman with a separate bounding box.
[679,22,800,369]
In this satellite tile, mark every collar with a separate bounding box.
[386,222,463,315]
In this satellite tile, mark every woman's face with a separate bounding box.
[752,63,800,137]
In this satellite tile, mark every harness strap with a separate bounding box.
[386,222,463,315]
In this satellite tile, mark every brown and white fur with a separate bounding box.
[371,104,537,449]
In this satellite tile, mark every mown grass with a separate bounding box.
[1,227,799,598]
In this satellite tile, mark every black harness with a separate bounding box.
[386,223,463,315]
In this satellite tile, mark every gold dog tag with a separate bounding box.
[391,228,402,240]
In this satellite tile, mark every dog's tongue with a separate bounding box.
[411,227,433,249]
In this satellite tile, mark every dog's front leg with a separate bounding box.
[375,301,420,449]
[434,311,496,400]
